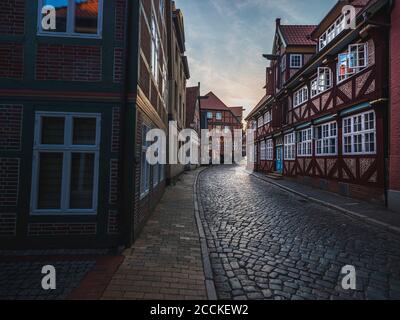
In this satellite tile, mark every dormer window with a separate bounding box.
[337,43,368,83]
[290,54,302,68]
[319,13,347,50]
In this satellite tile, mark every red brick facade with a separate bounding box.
[0,0,24,35]
[0,43,23,79]
[35,44,102,82]
[28,223,97,236]
[0,157,20,207]
[0,105,22,151]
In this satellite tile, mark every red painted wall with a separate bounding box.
[390,0,400,191]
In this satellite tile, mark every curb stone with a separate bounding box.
[245,169,400,235]
[193,167,218,300]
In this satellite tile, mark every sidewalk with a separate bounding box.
[246,169,400,234]
[102,169,208,300]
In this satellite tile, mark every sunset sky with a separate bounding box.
[176,0,337,116]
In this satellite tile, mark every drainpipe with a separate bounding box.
[118,0,135,248]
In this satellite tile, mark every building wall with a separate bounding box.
[249,2,390,205]
[389,0,400,212]
[134,0,169,239]
[0,0,134,249]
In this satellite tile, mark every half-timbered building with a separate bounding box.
[246,0,392,205]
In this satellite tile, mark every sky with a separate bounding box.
[176,0,337,117]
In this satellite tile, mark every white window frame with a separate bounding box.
[216,112,222,120]
[343,111,376,155]
[297,127,313,157]
[260,140,266,161]
[284,132,296,160]
[266,139,273,160]
[30,112,101,216]
[337,43,368,83]
[151,10,160,84]
[257,116,264,128]
[293,86,309,108]
[315,121,338,156]
[37,0,103,39]
[264,111,272,124]
[311,67,332,98]
[207,112,213,119]
[319,13,346,50]
[290,54,302,68]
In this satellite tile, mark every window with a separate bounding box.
[315,122,337,156]
[257,116,264,128]
[293,86,309,108]
[290,54,302,68]
[159,0,164,15]
[337,43,368,83]
[38,0,103,38]
[264,111,272,124]
[284,133,296,160]
[31,113,100,215]
[281,55,286,72]
[343,111,376,155]
[297,128,313,157]
[153,164,159,187]
[311,67,332,97]
[141,124,151,197]
[266,139,273,160]
[151,12,160,84]
[216,112,222,120]
[161,63,168,106]
[319,13,347,50]
[207,112,213,119]
[260,140,266,160]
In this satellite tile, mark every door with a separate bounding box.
[276,146,283,173]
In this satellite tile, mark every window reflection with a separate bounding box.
[75,0,99,34]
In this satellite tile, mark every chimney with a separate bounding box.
[276,18,281,28]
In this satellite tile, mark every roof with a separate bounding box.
[245,95,271,121]
[57,0,99,18]
[279,25,317,46]
[200,92,231,111]
[185,86,199,128]
[230,107,244,119]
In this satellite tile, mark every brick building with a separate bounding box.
[246,0,392,205]
[0,0,189,249]
[200,92,244,163]
[389,0,400,212]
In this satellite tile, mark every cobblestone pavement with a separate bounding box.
[102,170,207,300]
[198,165,400,300]
[0,260,96,300]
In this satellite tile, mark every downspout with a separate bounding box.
[118,0,134,248]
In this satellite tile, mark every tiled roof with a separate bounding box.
[230,107,244,119]
[200,92,231,111]
[279,25,317,46]
[57,0,99,18]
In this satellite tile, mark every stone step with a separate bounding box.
[266,172,283,180]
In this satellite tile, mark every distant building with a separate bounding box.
[185,84,201,169]
[166,1,190,183]
[200,92,244,163]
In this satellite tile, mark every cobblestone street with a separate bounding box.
[198,165,400,300]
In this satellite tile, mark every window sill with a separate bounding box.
[30,210,97,216]
[37,32,102,40]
